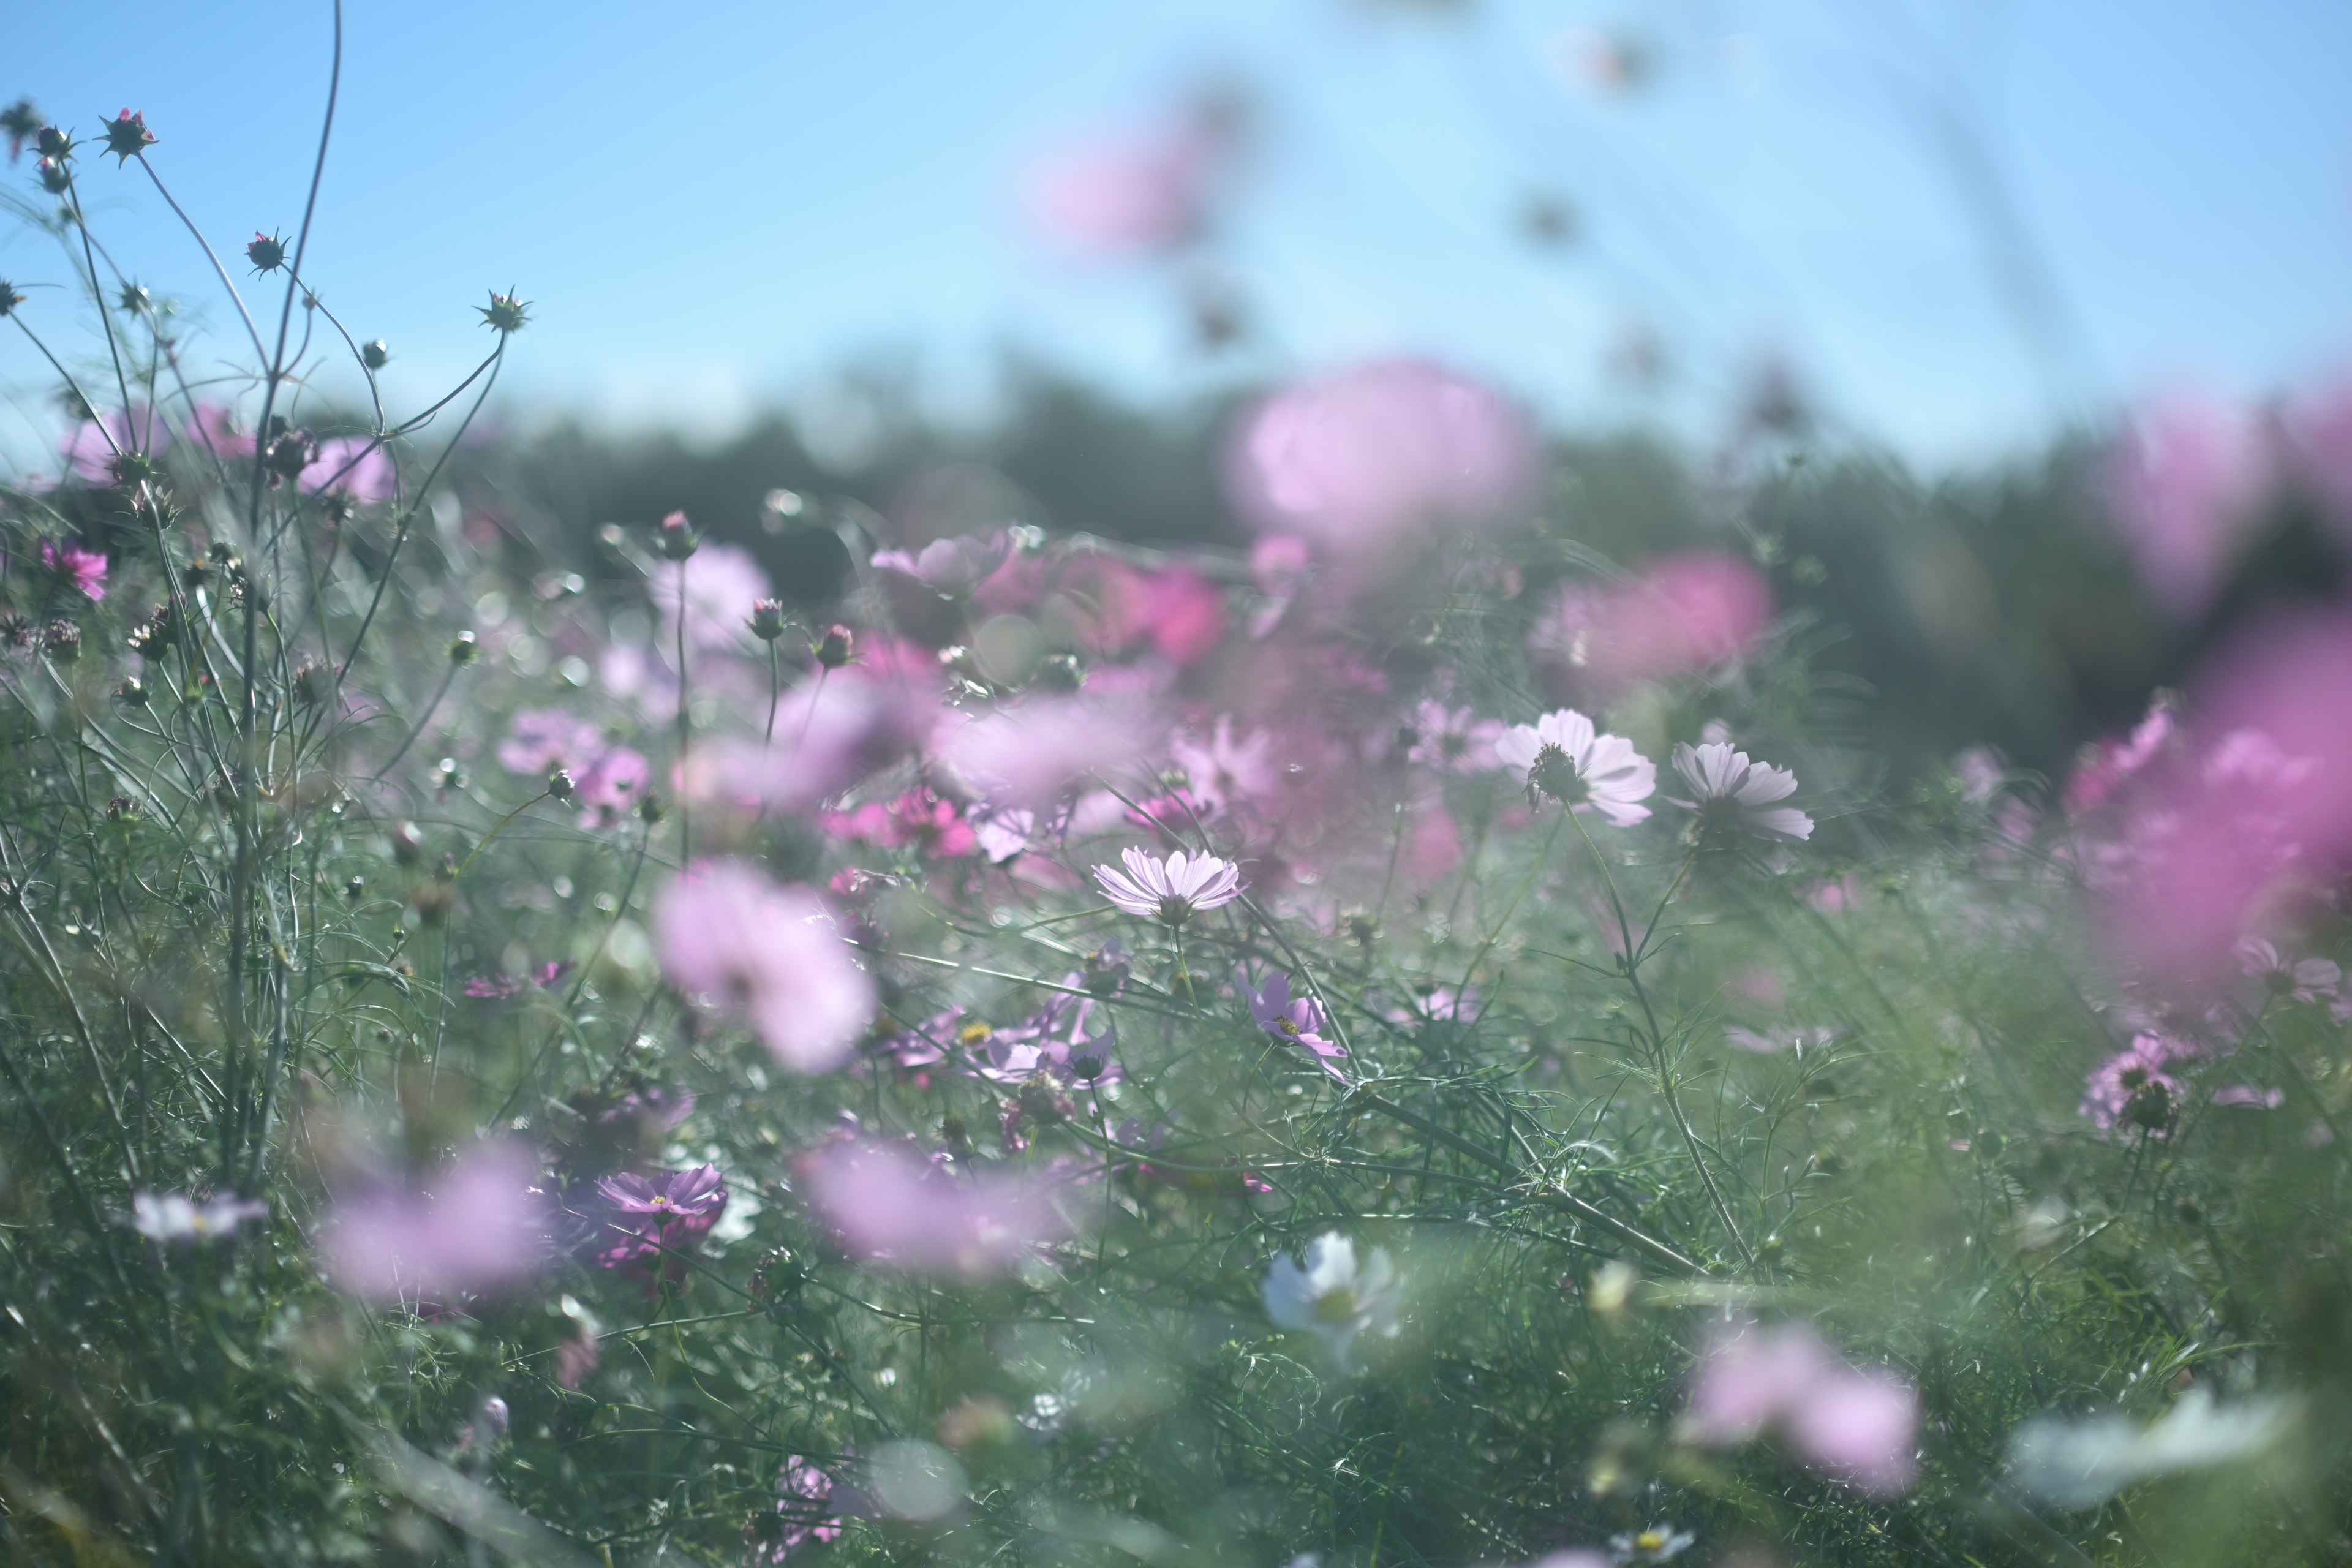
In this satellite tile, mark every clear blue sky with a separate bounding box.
[6,0,2349,469]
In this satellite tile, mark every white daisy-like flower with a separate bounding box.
[129,1191,268,1244]
[1493,709,1656,826]
[1261,1231,1403,1372]
[1667,741,1812,841]
[1092,846,1244,927]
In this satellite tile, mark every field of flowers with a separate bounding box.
[5,83,2352,1568]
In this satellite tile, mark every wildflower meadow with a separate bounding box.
[5,40,2352,1568]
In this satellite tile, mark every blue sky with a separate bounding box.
[6,0,2350,469]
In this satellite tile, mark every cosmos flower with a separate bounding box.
[652,542,775,652]
[301,436,396,507]
[1170,717,1277,810]
[1680,1317,1918,1496]
[39,539,107,602]
[652,860,875,1072]
[1261,1231,1403,1373]
[749,1455,849,1561]
[1406,700,1503,774]
[1666,742,1812,841]
[1528,553,1771,699]
[1093,847,1243,926]
[1243,971,1348,1080]
[1609,1528,1696,1565]
[798,1140,1079,1276]
[593,1164,728,1274]
[870,531,1012,597]
[2007,1387,2301,1509]
[1494,709,1656,826]
[314,1144,549,1303]
[2103,394,2274,618]
[1031,119,1215,256]
[2234,937,2340,1004]
[2079,1033,2193,1135]
[129,1191,267,1243]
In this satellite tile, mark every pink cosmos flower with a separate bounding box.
[1248,534,1314,638]
[184,404,255,459]
[677,671,929,817]
[60,408,167,484]
[753,1455,848,1561]
[2062,697,2174,812]
[1223,360,1537,556]
[1136,566,1226,664]
[2079,1032,2193,1134]
[653,542,775,652]
[2285,372,2352,533]
[1408,700,1504,774]
[1529,553,1772,698]
[823,786,979,859]
[315,1144,549,1304]
[652,861,875,1072]
[935,695,1157,807]
[301,436,396,505]
[39,539,107,601]
[1667,742,1812,840]
[1681,1317,1918,1496]
[1093,846,1243,925]
[1170,717,1277,810]
[2103,395,2274,618]
[498,709,606,776]
[798,1140,1079,1276]
[592,1163,726,1278]
[1243,971,1348,1080]
[573,745,649,827]
[870,531,1011,597]
[1494,709,1656,825]
[2234,937,2340,1004]
[1031,119,1215,256]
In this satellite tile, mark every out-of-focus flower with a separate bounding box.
[592,1163,726,1276]
[1608,1528,1695,1566]
[2285,372,2352,532]
[2234,937,2340,1003]
[1496,709,1656,825]
[1262,1231,1402,1372]
[39,539,107,601]
[573,746,649,827]
[799,1140,1079,1276]
[1243,971,1348,1080]
[2103,395,2274,618]
[497,709,604,777]
[1223,360,1537,557]
[315,1144,548,1303]
[2005,1387,2301,1509]
[2211,1084,2283,1110]
[824,786,979,858]
[186,404,255,459]
[2079,1032,2194,1134]
[652,861,875,1072]
[1248,535,1313,638]
[1529,553,1772,698]
[2064,697,2176,811]
[301,436,396,507]
[61,409,167,484]
[677,671,929,818]
[871,531,1011,597]
[1680,1317,1918,1496]
[1667,742,1812,841]
[1170,717,1276,810]
[749,1455,847,1561]
[1031,116,1218,257]
[1094,846,1243,925]
[1406,700,1503,774]
[652,541,772,652]
[936,695,1156,808]
[129,1191,266,1243]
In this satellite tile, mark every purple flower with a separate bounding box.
[750,1455,847,1561]
[652,542,774,652]
[1681,1317,1918,1496]
[2079,1033,2192,1134]
[573,745,649,826]
[1667,741,1812,841]
[652,860,875,1072]
[39,539,107,602]
[1495,709,1656,825]
[799,1140,1080,1276]
[129,1190,266,1243]
[1093,846,1243,926]
[2234,937,2341,1003]
[1407,700,1503,774]
[1244,971,1349,1081]
[1169,717,1276,810]
[870,531,1011,597]
[593,1164,726,1276]
[301,437,396,506]
[497,709,607,777]
[315,1144,549,1304]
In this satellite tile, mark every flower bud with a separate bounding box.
[113,676,148,707]
[261,421,315,486]
[390,821,426,867]
[100,109,156,165]
[748,598,787,642]
[546,766,576,803]
[0,282,24,318]
[289,660,325,707]
[478,1396,510,1439]
[246,231,287,274]
[813,624,854,669]
[636,791,666,825]
[37,157,69,195]
[1037,651,1085,691]
[653,509,698,561]
[361,339,391,370]
[478,289,529,334]
[447,630,478,665]
[105,794,140,822]
[35,126,72,159]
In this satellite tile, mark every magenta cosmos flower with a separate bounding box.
[2080,1032,2193,1134]
[315,1144,549,1304]
[1494,709,1656,825]
[594,1163,727,1275]
[1667,742,1812,841]
[40,539,108,602]
[799,1141,1077,1276]
[1093,846,1243,926]
[652,861,875,1072]
[1244,971,1348,1080]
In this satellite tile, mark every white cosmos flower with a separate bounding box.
[1667,741,1812,840]
[1262,1231,1403,1372]
[1493,709,1656,826]
[2006,1387,2301,1508]
[1092,846,1244,926]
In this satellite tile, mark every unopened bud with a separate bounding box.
[546,766,576,802]
[653,509,698,561]
[361,339,391,370]
[246,231,288,274]
[636,791,666,825]
[390,821,425,867]
[114,676,148,706]
[478,1396,510,1439]
[448,630,478,665]
[813,623,853,669]
[749,598,787,641]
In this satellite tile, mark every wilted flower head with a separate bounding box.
[1224,360,1537,556]
[1667,742,1812,841]
[653,861,875,1072]
[315,1143,549,1303]
[129,1191,266,1244]
[1093,846,1243,926]
[1264,1232,1402,1371]
[1494,709,1656,825]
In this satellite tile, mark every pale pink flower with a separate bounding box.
[59,408,167,484]
[1170,717,1277,810]
[1529,552,1771,697]
[870,531,1011,597]
[2285,372,2352,532]
[652,861,875,1072]
[497,709,607,777]
[315,1144,549,1303]
[2079,1033,2191,1133]
[1494,709,1656,826]
[934,695,1156,807]
[2103,394,2274,618]
[652,542,774,652]
[2234,937,2340,1004]
[1093,846,1243,925]
[1031,121,1215,256]
[1667,742,1812,840]
[1785,1370,1920,1497]
[2063,697,2175,812]
[799,1140,1078,1276]
[1681,1317,1917,1496]
[573,746,649,827]
[1223,360,1537,555]
[1407,700,1503,774]
[677,672,929,816]
[184,404,255,459]
[302,436,396,505]
[1248,534,1313,638]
